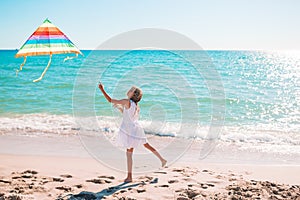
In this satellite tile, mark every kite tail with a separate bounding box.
[63,53,78,62]
[33,54,52,82]
[16,56,27,77]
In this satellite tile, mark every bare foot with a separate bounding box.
[161,159,167,167]
[124,177,132,183]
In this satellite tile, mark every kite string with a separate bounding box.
[63,53,78,62]
[33,54,52,82]
[16,56,27,77]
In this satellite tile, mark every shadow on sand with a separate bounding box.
[58,178,158,200]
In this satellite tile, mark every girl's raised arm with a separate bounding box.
[98,83,130,108]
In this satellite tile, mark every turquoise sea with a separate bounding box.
[0,50,299,155]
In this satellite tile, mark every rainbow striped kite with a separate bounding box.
[15,18,82,82]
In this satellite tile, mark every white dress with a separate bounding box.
[116,100,148,148]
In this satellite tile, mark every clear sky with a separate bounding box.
[0,0,299,50]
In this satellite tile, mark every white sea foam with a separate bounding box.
[0,113,79,136]
[0,113,299,155]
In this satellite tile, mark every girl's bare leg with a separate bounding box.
[125,148,134,182]
[143,143,167,167]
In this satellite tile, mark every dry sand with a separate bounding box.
[0,135,299,199]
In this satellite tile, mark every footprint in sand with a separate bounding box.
[158,184,169,187]
[30,185,46,193]
[176,188,201,199]
[137,188,146,193]
[86,175,115,184]
[215,174,225,179]
[138,176,153,182]
[52,177,64,182]
[182,177,194,182]
[200,184,208,189]
[21,174,33,179]
[182,173,191,177]
[197,182,215,189]
[60,174,73,178]
[55,186,72,192]
[1,194,22,200]
[22,170,38,175]
[40,180,49,185]
[172,168,185,173]
[0,179,11,184]
[98,175,115,180]
[119,189,127,193]
[168,179,179,184]
[86,179,106,184]
[9,170,36,179]
[11,176,21,180]
[154,171,167,174]
[208,180,222,184]
[73,184,83,189]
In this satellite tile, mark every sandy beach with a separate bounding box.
[0,134,299,200]
[2,0,300,199]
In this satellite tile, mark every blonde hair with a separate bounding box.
[130,86,143,104]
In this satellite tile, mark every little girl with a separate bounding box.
[98,83,167,182]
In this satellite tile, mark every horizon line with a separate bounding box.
[1,48,300,52]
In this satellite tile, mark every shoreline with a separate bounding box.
[0,113,299,159]
[1,134,299,165]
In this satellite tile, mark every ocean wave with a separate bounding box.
[0,114,299,154]
[0,113,79,136]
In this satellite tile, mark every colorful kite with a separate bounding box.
[15,18,82,82]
